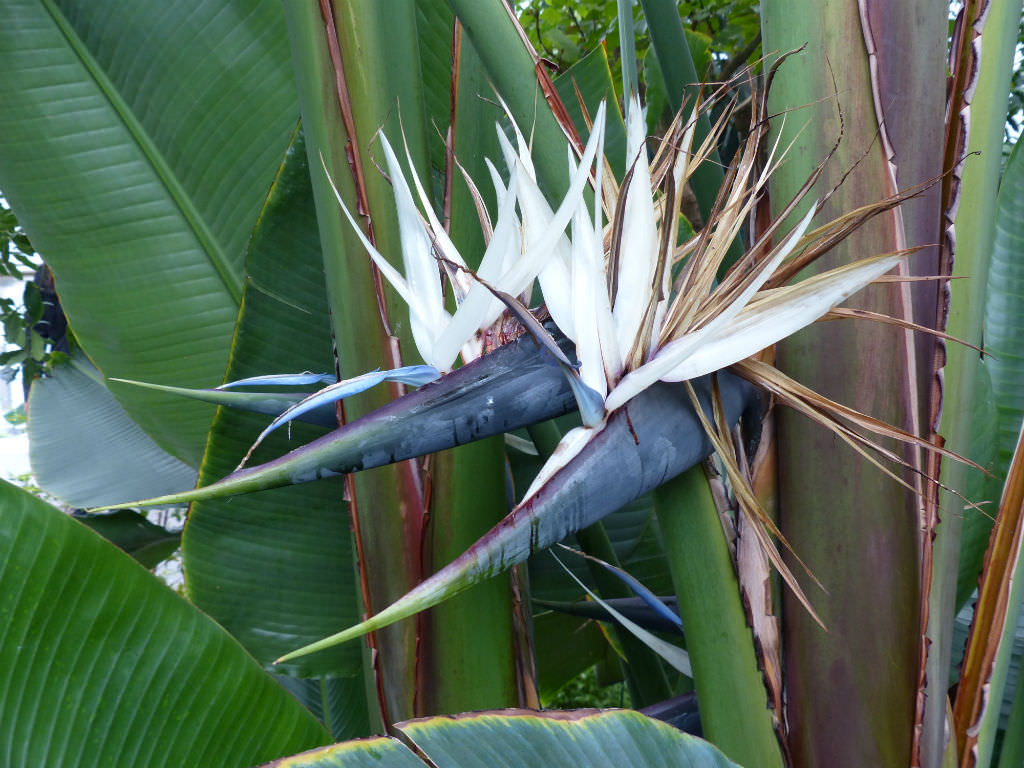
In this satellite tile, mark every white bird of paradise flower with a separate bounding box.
[327,89,903,495]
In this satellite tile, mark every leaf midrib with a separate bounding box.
[42,0,243,306]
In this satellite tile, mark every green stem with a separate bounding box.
[656,464,783,768]
[924,0,1023,761]
[419,437,519,714]
[284,0,427,723]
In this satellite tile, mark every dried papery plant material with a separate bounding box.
[683,378,825,628]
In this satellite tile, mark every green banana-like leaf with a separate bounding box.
[0,479,328,767]
[275,674,372,744]
[182,128,363,681]
[0,0,299,465]
[27,354,196,509]
[987,138,1024,494]
[264,709,738,768]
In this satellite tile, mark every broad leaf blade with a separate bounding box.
[401,709,738,768]
[263,709,738,767]
[73,509,180,570]
[0,0,298,464]
[28,354,196,509]
[183,128,362,679]
[0,479,328,767]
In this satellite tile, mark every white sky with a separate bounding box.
[1,276,32,480]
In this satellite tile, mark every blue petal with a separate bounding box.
[217,372,337,390]
[560,545,683,629]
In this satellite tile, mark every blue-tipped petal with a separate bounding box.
[238,365,442,468]
[559,544,683,629]
[217,372,337,389]
[533,596,683,635]
[551,552,692,676]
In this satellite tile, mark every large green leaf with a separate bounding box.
[987,138,1024,491]
[183,128,363,681]
[0,0,299,465]
[265,709,739,767]
[27,354,195,509]
[0,478,328,767]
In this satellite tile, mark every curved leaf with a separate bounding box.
[0,0,299,464]
[0,479,328,767]
[555,547,683,631]
[987,138,1024,491]
[265,709,738,768]
[28,354,196,509]
[533,596,682,635]
[182,128,362,679]
[278,372,756,662]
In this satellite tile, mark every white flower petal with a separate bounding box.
[521,425,599,501]
[605,252,901,411]
[378,135,450,368]
[612,94,660,368]
[660,253,902,382]
[322,156,422,325]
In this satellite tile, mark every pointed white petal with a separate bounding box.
[516,163,575,339]
[429,174,523,369]
[495,93,536,179]
[378,135,449,368]
[571,197,608,397]
[400,134,467,271]
[521,425,598,501]
[613,94,659,366]
[322,156,420,320]
[485,157,508,208]
[432,104,608,368]
[605,253,901,411]
[659,253,902,382]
